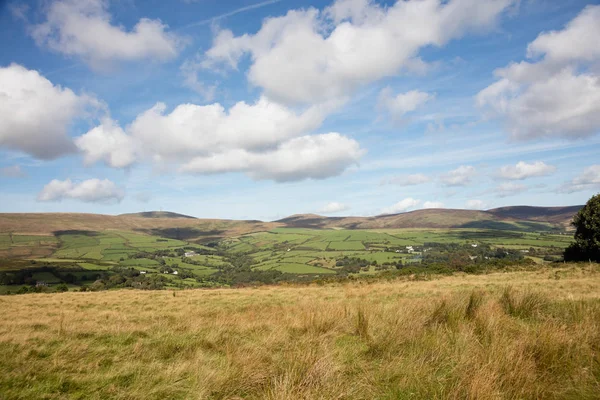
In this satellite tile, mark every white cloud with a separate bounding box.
[380,197,420,215]
[180,133,363,182]
[128,97,327,160]
[319,202,349,214]
[31,0,184,70]
[75,118,137,168]
[384,173,431,186]
[466,199,487,210]
[37,178,124,203]
[202,0,516,104]
[495,182,527,197]
[0,165,27,178]
[559,165,600,193]
[378,88,434,121]
[440,165,476,186]
[422,201,444,209]
[0,64,96,159]
[477,5,600,140]
[77,98,363,182]
[498,161,556,180]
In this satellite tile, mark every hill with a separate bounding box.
[118,211,197,219]
[0,205,582,241]
[0,213,276,242]
[487,205,582,225]
[276,206,582,230]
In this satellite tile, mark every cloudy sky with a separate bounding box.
[1,0,599,220]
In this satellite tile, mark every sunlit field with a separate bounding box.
[1,264,599,399]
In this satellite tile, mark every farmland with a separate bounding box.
[0,225,575,294]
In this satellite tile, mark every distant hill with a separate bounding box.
[275,206,583,230]
[118,211,197,219]
[0,213,276,242]
[487,206,582,225]
[0,205,583,241]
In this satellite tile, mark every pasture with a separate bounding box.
[227,228,572,274]
[1,265,599,399]
[0,226,576,292]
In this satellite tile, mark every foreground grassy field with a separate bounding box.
[1,265,599,399]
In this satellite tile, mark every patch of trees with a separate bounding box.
[564,194,600,262]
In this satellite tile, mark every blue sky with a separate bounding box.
[1,0,599,220]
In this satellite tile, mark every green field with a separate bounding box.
[218,227,572,275]
[0,225,576,293]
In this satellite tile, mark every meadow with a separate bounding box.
[1,265,599,399]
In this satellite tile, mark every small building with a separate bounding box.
[406,246,414,254]
[172,271,178,275]
[471,244,478,248]
[184,251,196,257]
[140,271,147,274]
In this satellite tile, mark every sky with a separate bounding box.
[1,0,600,221]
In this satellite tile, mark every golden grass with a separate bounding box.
[1,265,600,399]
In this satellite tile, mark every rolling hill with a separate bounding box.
[118,211,197,219]
[0,205,582,242]
[276,206,582,230]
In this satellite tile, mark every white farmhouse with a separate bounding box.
[172,271,178,275]
[140,271,147,274]
[406,246,414,254]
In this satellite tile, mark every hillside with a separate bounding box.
[0,205,582,241]
[0,213,276,241]
[276,206,582,230]
[118,211,197,219]
[487,205,582,225]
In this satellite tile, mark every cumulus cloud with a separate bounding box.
[495,182,527,197]
[0,165,27,178]
[31,0,184,70]
[378,88,434,121]
[422,201,444,209]
[559,165,600,193]
[319,202,349,214]
[440,165,476,186]
[75,118,137,168]
[466,199,487,210]
[77,98,363,182]
[380,197,420,215]
[498,161,556,180]
[0,64,96,159]
[179,133,362,182]
[383,173,431,186]
[201,0,516,104]
[477,5,600,140]
[37,178,124,203]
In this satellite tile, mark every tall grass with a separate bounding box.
[0,266,599,399]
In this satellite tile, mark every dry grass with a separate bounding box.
[1,265,600,399]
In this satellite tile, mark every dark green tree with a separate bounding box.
[564,194,600,262]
